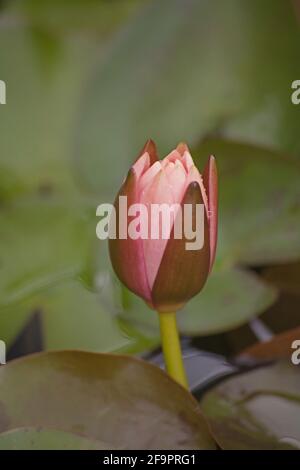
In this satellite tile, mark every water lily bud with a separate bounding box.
[109,140,218,312]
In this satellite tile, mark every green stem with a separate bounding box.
[158,311,188,389]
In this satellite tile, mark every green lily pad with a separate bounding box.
[0,196,121,352]
[36,280,132,352]
[79,246,161,354]
[0,197,93,307]
[0,205,159,354]
[42,278,158,354]
[195,139,300,266]
[0,26,93,196]
[0,278,158,354]
[7,0,145,37]
[201,361,300,449]
[75,0,300,196]
[119,268,277,337]
[0,165,25,203]
[0,1,150,201]
[178,268,277,336]
[0,351,216,450]
[0,427,113,450]
[220,0,300,156]
[0,300,36,349]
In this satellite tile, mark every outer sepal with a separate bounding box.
[138,139,158,165]
[203,155,218,271]
[151,181,210,312]
[109,168,152,303]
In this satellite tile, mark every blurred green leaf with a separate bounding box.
[0,165,25,203]
[195,139,300,266]
[0,204,159,353]
[118,269,276,337]
[75,0,300,196]
[221,0,300,156]
[0,0,148,199]
[0,277,157,354]
[0,427,112,450]
[116,288,160,353]
[0,196,93,306]
[201,361,300,449]
[178,268,277,336]
[0,25,95,196]
[36,280,131,352]
[7,0,146,37]
[0,301,34,348]
[0,351,216,450]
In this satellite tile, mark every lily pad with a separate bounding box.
[0,25,93,196]
[0,427,112,450]
[178,268,277,336]
[0,197,137,353]
[0,300,37,349]
[0,197,93,307]
[119,268,276,337]
[195,139,300,266]
[240,326,300,361]
[0,351,216,450]
[35,280,132,352]
[201,361,300,449]
[0,278,158,354]
[75,0,300,196]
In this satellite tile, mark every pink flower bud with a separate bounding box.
[109,140,218,312]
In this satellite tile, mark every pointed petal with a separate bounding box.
[176,142,191,156]
[138,161,162,193]
[185,165,208,213]
[176,143,194,171]
[161,149,181,166]
[151,181,210,312]
[163,161,175,176]
[132,152,150,179]
[141,168,174,206]
[182,151,194,171]
[138,139,158,165]
[109,168,152,303]
[141,170,174,289]
[203,155,218,271]
[165,160,187,202]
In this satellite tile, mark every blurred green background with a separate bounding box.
[0,0,300,358]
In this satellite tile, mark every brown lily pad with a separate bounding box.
[0,351,216,450]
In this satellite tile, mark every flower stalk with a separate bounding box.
[158,311,188,389]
